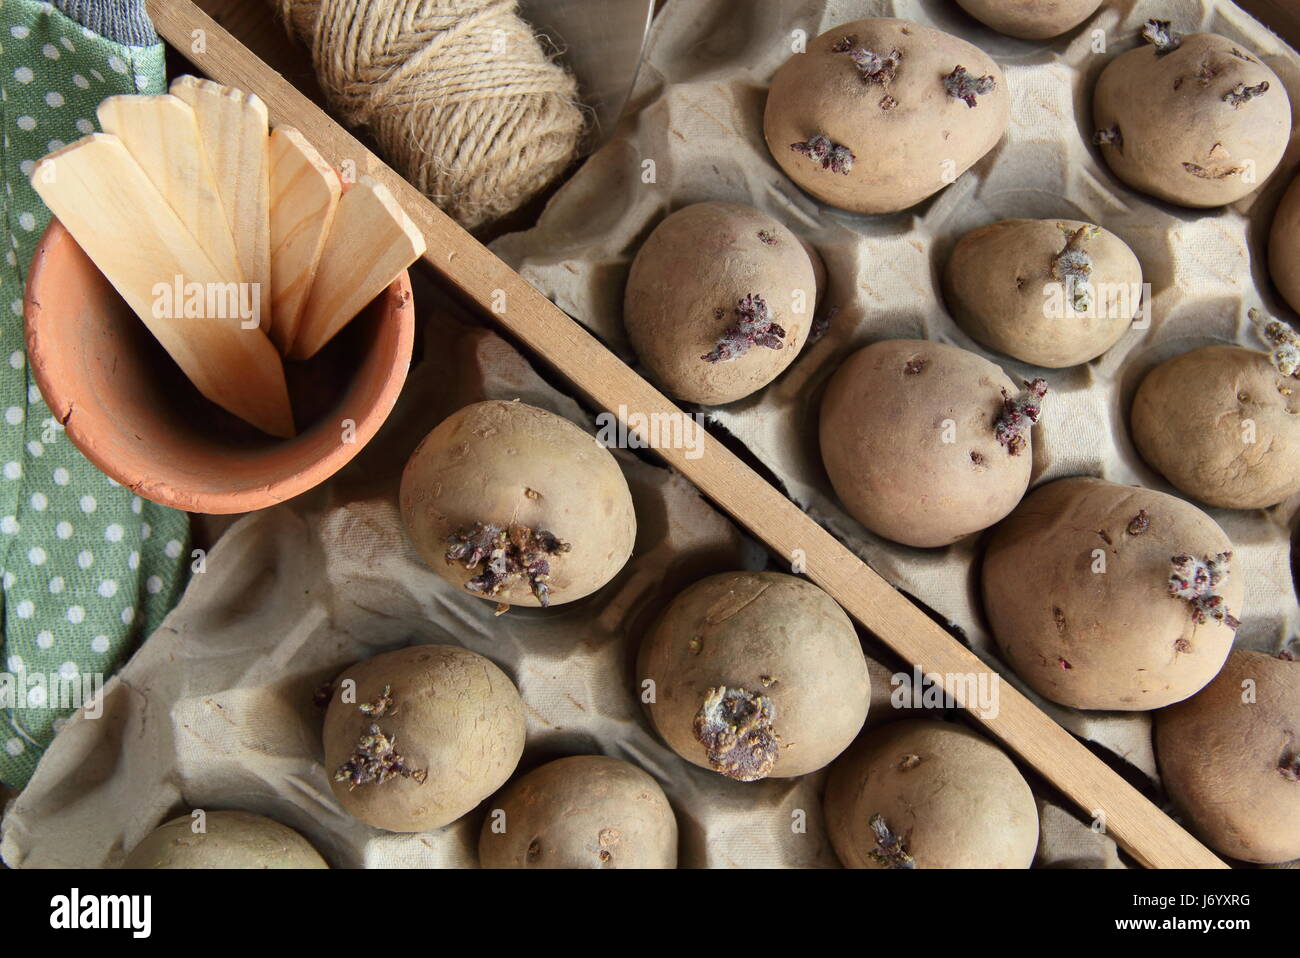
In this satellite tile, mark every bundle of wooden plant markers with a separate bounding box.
[30,75,426,438]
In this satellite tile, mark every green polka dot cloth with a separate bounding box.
[0,0,189,787]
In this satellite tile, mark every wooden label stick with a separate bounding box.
[169,74,272,333]
[267,126,341,354]
[31,134,294,437]
[288,175,425,360]
[96,93,243,284]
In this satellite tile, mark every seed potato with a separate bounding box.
[983,477,1243,710]
[323,645,526,832]
[764,18,1009,214]
[943,218,1144,368]
[1131,345,1300,510]
[819,339,1042,548]
[637,571,871,782]
[1156,650,1299,863]
[123,810,328,869]
[1093,22,1291,207]
[824,720,1039,868]
[1270,171,1300,315]
[478,755,678,868]
[955,0,1103,40]
[400,399,636,609]
[623,202,817,405]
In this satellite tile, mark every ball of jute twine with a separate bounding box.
[275,0,585,230]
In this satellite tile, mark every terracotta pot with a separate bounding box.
[23,219,415,514]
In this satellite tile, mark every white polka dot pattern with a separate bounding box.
[0,2,189,788]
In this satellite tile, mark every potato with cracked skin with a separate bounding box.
[637,571,870,782]
[323,645,526,832]
[764,18,1009,214]
[623,202,817,405]
[123,810,328,869]
[956,0,1103,40]
[1092,20,1291,207]
[943,218,1144,368]
[1131,345,1300,510]
[479,755,678,869]
[819,339,1042,548]
[1156,649,1300,864]
[400,399,636,609]
[982,477,1243,710]
[824,720,1039,869]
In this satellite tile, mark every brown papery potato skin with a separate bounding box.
[1269,171,1300,316]
[323,645,526,833]
[478,756,678,868]
[400,400,636,608]
[1157,650,1300,863]
[623,202,816,405]
[1093,33,1290,207]
[983,477,1242,710]
[638,571,870,780]
[123,811,328,869]
[944,218,1143,368]
[956,0,1102,40]
[824,720,1039,869]
[764,18,1009,214]
[1132,345,1300,509]
[819,339,1033,548]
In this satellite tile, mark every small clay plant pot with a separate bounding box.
[23,219,414,513]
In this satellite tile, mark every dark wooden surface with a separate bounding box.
[1238,0,1300,47]
[193,0,322,100]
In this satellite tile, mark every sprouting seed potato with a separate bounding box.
[824,720,1039,869]
[637,571,871,782]
[819,339,1044,548]
[400,399,637,609]
[982,477,1243,710]
[764,18,1009,214]
[1156,650,1300,864]
[943,218,1144,368]
[623,202,817,405]
[322,644,526,832]
[1269,171,1300,316]
[479,755,678,868]
[1131,344,1300,510]
[123,810,328,869]
[1093,21,1291,207]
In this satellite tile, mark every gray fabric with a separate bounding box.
[53,0,157,47]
